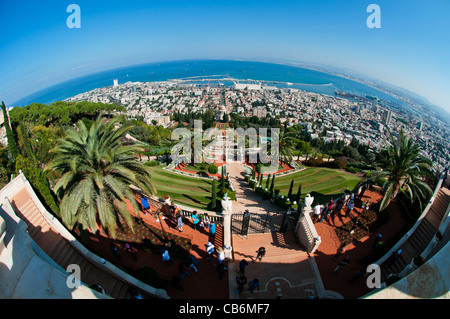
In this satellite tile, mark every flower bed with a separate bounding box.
[335,208,378,246]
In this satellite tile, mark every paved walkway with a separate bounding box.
[230,232,318,299]
[225,161,323,299]
[227,162,281,215]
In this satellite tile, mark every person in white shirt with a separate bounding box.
[313,204,322,221]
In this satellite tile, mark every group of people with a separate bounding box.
[235,258,260,295]
[172,206,216,240]
[110,242,138,262]
[313,191,359,223]
[234,246,266,296]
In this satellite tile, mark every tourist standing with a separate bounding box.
[191,211,200,230]
[239,259,249,275]
[319,203,329,222]
[141,196,150,215]
[162,249,172,265]
[235,275,248,295]
[217,261,227,280]
[217,247,225,265]
[177,213,183,232]
[209,221,216,240]
[206,242,215,260]
[313,204,322,222]
[125,242,137,262]
[345,200,355,218]
[203,213,211,228]
[248,278,260,293]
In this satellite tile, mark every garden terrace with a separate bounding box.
[265,167,361,204]
[147,166,216,211]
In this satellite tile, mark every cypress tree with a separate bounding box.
[270,174,276,194]
[211,179,217,210]
[265,174,271,189]
[296,184,302,203]
[287,179,294,200]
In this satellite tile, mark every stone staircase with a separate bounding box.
[380,187,450,281]
[11,188,135,299]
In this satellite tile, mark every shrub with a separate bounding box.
[144,160,160,167]
[207,163,218,174]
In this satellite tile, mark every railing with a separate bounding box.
[4,173,170,299]
[295,206,321,254]
[373,171,446,266]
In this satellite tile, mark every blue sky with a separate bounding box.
[1,0,450,113]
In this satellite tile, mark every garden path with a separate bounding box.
[226,162,281,215]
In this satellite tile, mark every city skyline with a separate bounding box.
[1,0,450,114]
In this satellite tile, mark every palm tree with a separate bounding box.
[263,129,296,165]
[359,129,432,212]
[46,116,155,238]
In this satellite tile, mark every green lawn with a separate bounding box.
[147,166,214,210]
[147,166,361,211]
[264,167,361,204]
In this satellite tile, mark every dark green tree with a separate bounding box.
[46,116,155,238]
[287,179,294,200]
[295,184,302,203]
[265,174,271,189]
[211,179,217,210]
[269,174,276,196]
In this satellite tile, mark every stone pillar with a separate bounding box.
[221,195,233,259]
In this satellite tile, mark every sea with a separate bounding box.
[12,59,406,108]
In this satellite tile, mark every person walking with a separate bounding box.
[333,257,350,274]
[179,261,191,281]
[162,249,172,265]
[186,254,199,273]
[255,247,266,261]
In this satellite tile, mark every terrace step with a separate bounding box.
[379,187,450,283]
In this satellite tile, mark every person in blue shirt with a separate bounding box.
[209,221,216,239]
[191,211,200,230]
[141,196,150,215]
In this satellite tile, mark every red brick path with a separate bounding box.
[312,189,407,298]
